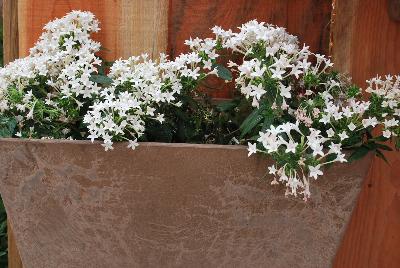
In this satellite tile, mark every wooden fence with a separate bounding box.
[3,0,400,267]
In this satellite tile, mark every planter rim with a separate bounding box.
[0,138,363,154]
[0,137,247,150]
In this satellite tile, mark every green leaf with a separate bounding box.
[371,135,389,142]
[261,108,274,131]
[375,149,389,164]
[146,120,174,143]
[0,199,5,215]
[0,116,17,138]
[348,145,371,163]
[324,153,338,169]
[0,220,6,233]
[90,74,113,86]
[215,64,232,81]
[239,108,264,138]
[216,99,238,112]
[248,134,260,141]
[374,143,393,151]
[100,46,111,52]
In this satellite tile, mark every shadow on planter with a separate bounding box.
[0,138,372,267]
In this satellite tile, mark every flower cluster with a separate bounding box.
[211,20,398,199]
[83,41,220,150]
[212,20,332,108]
[30,10,101,98]
[249,123,346,197]
[366,75,400,140]
[84,54,181,150]
[0,10,101,139]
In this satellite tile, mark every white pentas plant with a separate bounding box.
[0,10,102,139]
[30,10,101,99]
[209,20,399,199]
[0,12,398,199]
[84,48,219,150]
[365,75,400,140]
[84,54,182,151]
[212,20,332,109]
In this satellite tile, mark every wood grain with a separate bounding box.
[8,224,23,268]
[3,0,19,64]
[331,0,400,87]
[17,0,169,59]
[387,0,400,21]
[3,1,23,267]
[332,0,400,267]
[334,152,400,267]
[168,0,332,98]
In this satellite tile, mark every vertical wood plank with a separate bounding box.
[168,0,332,98]
[332,0,400,267]
[8,224,23,268]
[3,0,18,64]
[119,0,168,59]
[331,0,400,87]
[17,0,169,59]
[3,1,23,267]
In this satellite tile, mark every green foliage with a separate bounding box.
[240,108,265,138]
[215,64,232,81]
[303,72,320,89]
[367,93,392,121]
[346,85,361,98]
[239,102,275,139]
[347,145,371,162]
[348,136,392,163]
[0,116,17,138]
[0,199,7,267]
[90,74,113,86]
[141,82,252,145]
[216,99,239,112]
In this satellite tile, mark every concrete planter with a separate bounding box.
[0,139,372,267]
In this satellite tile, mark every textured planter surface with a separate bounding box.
[0,139,372,268]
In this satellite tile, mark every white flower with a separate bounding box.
[271,178,279,185]
[102,140,114,151]
[127,139,139,150]
[319,114,331,124]
[342,107,353,118]
[383,130,392,138]
[384,118,398,128]
[328,142,342,154]
[156,114,165,123]
[362,117,379,128]
[250,83,266,100]
[268,165,277,175]
[338,131,349,140]
[279,84,292,99]
[309,165,323,179]
[348,122,357,131]
[285,140,297,153]
[247,142,257,156]
[336,153,347,163]
[305,90,313,96]
[326,128,335,137]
